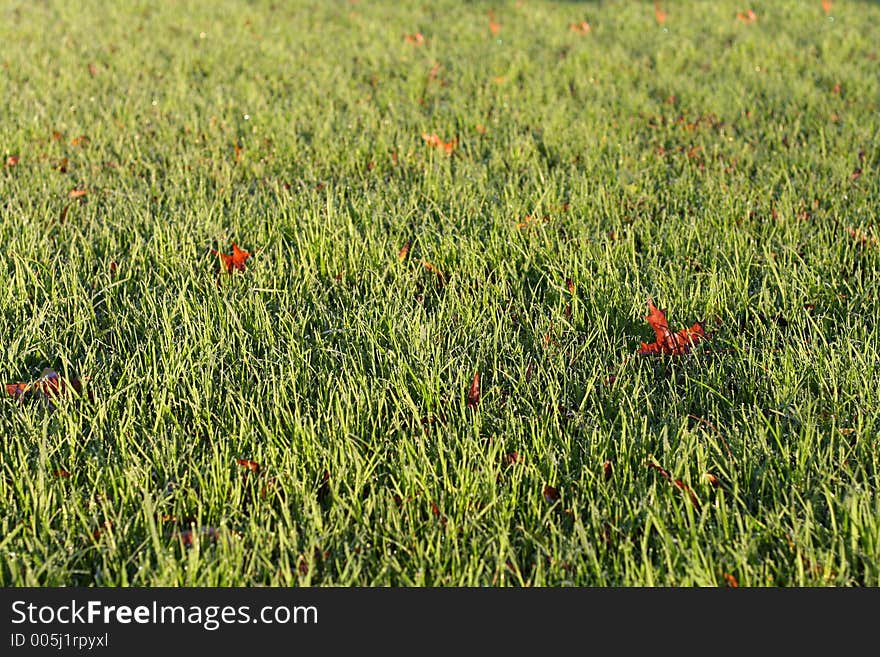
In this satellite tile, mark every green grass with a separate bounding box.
[1,0,878,586]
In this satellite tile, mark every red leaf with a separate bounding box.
[467,371,481,409]
[211,242,252,273]
[237,459,260,473]
[603,460,613,482]
[638,298,707,356]
[5,155,19,167]
[5,383,28,399]
[317,469,331,503]
[543,484,560,503]
[6,370,91,403]
[173,526,220,547]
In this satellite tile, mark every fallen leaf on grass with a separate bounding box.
[603,460,613,482]
[260,476,277,500]
[53,469,71,478]
[569,21,591,34]
[822,0,832,14]
[516,215,549,230]
[211,242,252,273]
[422,132,457,154]
[723,573,739,587]
[736,9,757,23]
[5,155,19,167]
[404,32,425,45]
[173,526,220,548]
[543,484,561,503]
[654,2,667,24]
[488,10,501,36]
[467,371,481,410]
[69,188,88,199]
[646,460,701,510]
[6,370,91,406]
[317,469,331,503]
[398,240,411,262]
[421,259,447,286]
[638,298,707,356]
[92,520,112,540]
[847,227,877,248]
[237,459,260,473]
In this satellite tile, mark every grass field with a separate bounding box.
[1,0,878,586]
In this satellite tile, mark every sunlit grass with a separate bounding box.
[1,0,878,586]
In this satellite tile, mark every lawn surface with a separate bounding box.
[1,0,878,586]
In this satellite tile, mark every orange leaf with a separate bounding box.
[69,188,88,198]
[569,21,591,34]
[723,573,739,588]
[654,2,667,24]
[404,32,425,45]
[488,10,501,35]
[638,298,707,356]
[421,132,457,154]
[422,259,446,285]
[5,155,19,167]
[603,460,613,482]
[211,242,252,273]
[736,9,757,23]
[467,371,481,409]
[398,240,411,262]
[237,459,260,473]
[822,0,832,14]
